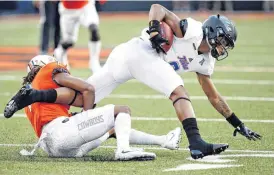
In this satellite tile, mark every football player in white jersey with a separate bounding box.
[89,4,261,159]
[5,4,261,159]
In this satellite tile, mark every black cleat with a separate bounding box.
[4,85,32,118]
[190,143,229,159]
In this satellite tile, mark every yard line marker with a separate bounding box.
[129,79,274,85]
[163,164,243,171]
[1,75,274,85]
[214,66,274,73]
[107,94,274,102]
[0,144,274,154]
[1,93,274,102]
[1,114,274,123]
[0,75,19,81]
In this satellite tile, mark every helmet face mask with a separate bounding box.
[203,14,237,61]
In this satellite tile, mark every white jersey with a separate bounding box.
[87,18,217,102]
[141,18,216,76]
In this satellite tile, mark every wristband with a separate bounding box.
[226,113,242,128]
[149,20,160,33]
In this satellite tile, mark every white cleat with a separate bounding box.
[161,127,182,150]
[115,148,156,161]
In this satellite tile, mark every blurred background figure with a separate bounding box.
[172,0,190,12]
[212,1,234,12]
[33,0,60,55]
[263,0,274,12]
[54,0,102,73]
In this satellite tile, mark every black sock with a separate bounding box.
[17,89,57,109]
[31,89,57,103]
[182,118,202,145]
[182,118,213,152]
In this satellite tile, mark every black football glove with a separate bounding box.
[149,33,169,54]
[227,113,262,141]
[233,123,262,141]
[148,20,169,54]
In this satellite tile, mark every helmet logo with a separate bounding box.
[227,26,232,32]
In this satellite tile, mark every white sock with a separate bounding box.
[129,129,166,146]
[76,132,110,157]
[88,41,101,72]
[114,113,131,151]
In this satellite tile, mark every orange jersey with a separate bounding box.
[24,62,70,137]
[62,0,89,9]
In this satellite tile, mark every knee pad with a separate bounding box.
[61,42,74,50]
[88,24,100,42]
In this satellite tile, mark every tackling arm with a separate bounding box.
[53,73,95,111]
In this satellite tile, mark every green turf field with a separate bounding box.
[0,15,274,175]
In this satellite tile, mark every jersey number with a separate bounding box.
[169,56,190,71]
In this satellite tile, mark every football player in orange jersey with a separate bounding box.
[54,0,102,72]
[4,55,182,159]
[5,55,157,160]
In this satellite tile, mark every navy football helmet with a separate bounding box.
[203,14,237,60]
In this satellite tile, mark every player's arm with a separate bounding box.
[53,73,95,111]
[196,72,262,141]
[149,4,183,37]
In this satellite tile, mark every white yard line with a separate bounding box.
[1,75,274,85]
[107,94,274,102]
[130,79,274,85]
[215,66,274,73]
[1,114,274,123]
[0,144,273,154]
[1,92,274,102]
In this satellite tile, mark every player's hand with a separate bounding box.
[149,32,169,54]
[233,123,262,141]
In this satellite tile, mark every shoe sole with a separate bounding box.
[190,144,229,159]
[4,87,30,118]
[174,128,182,150]
[117,156,155,161]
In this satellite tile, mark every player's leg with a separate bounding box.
[106,127,182,150]
[77,125,182,157]
[74,105,156,159]
[128,127,182,150]
[46,105,155,159]
[42,105,116,157]
[112,105,156,160]
[53,1,60,49]
[81,2,101,73]
[39,1,51,54]
[74,129,114,157]
[54,3,80,69]
[88,23,101,73]
[127,39,228,159]
[3,85,85,118]
[86,43,133,104]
